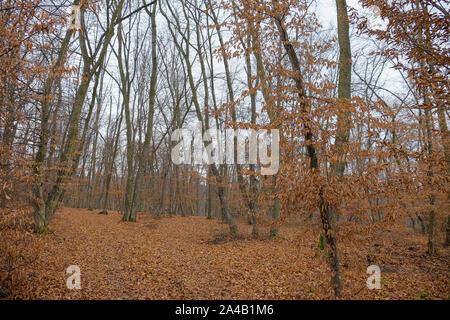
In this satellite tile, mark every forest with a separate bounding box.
[0,0,449,300]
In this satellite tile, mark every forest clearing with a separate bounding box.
[1,206,448,299]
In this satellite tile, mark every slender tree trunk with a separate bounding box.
[424,106,436,255]
[101,102,123,214]
[273,7,342,297]
[116,14,136,222]
[333,0,352,177]
[446,215,450,246]
[248,16,281,238]
[88,70,105,210]
[415,0,437,254]
[209,4,256,235]
[206,167,213,219]
[436,88,450,246]
[127,2,158,222]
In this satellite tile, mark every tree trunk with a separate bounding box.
[127,1,158,222]
[333,0,352,178]
[273,6,342,297]
[101,102,124,214]
[446,215,450,246]
[249,16,281,238]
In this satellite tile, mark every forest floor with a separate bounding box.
[1,206,449,299]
